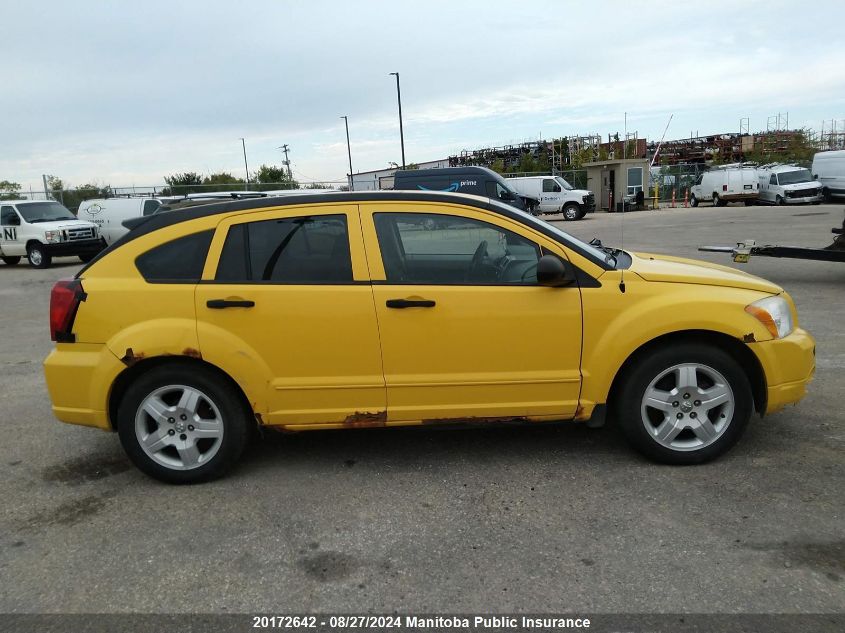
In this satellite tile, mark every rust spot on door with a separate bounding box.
[742,333,757,343]
[182,347,202,359]
[120,348,145,366]
[343,411,387,428]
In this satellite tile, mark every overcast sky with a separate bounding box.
[3,0,845,190]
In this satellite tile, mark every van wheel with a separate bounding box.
[690,195,698,207]
[562,203,581,221]
[613,343,752,464]
[712,193,722,207]
[117,364,250,484]
[1,256,21,266]
[822,188,831,202]
[776,196,786,206]
[744,200,754,206]
[78,253,97,263]
[27,243,51,269]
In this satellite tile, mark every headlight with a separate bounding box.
[745,296,794,339]
[44,230,62,243]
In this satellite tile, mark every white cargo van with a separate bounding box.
[78,197,164,245]
[757,165,822,205]
[0,200,102,268]
[690,165,758,207]
[506,176,595,220]
[811,150,845,201]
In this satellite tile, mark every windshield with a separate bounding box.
[777,169,813,185]
[487,199,614,268]
[554,176,574,190]
[17,201,76,223]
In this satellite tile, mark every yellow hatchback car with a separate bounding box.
[44,192,815,483]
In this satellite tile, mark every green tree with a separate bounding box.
[163,172,204,196]
[489,159,506,174]
[251,164,299,191]
[0,180,22,201]
[304,182,334,189]
[203,172,245,187]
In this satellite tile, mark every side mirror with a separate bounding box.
[499,189,514,200]
[537,254,574,287]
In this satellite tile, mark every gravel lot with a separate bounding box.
[0,202,842,614]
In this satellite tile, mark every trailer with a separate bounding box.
[698,212,845,263]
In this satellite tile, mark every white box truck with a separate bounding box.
[757,164,822,205]
[506,175,595,220]
[690,165,759,207]
[811,150,845,201]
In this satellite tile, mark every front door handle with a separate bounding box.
[207,299,255,309]
[386,299,436,309]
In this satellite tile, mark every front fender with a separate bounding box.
[579,273,774,407]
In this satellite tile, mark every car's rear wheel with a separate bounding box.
[712,193,721,207]
[1,256,20,265]
[117,364,250,484]
[690,194,698,207]
[27,243,51,268]
[614,343,752,464]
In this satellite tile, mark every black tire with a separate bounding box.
[1,256,21,266]
[690,195,699,208]
[612,343,753,465]
[712,193,721,207]
[117,363,250,484]
[744,200,754,206]
[562,203,581,221]
[776,195,785,206]
[822,188,831,203]
[26,243,51,269]
[78,252,97,263]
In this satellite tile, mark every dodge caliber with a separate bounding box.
[44,192,815,483]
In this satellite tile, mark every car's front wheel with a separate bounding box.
[117,364,250,484]
[562,203,582,221]
[27,243,51,268]
[690,194,699,207]
[614,343,752,464]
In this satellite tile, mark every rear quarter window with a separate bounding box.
[135,230,213,282]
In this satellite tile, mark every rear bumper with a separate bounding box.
[749,328,815,414]
[43,343,124,430]
[44,238,103,257]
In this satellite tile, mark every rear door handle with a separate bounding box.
[207,299,255,309]
[386,299,436,309]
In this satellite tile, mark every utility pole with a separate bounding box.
[278,144,292,180]
[239,138,250,190]
[340,116,354,191]
[389,72,406,169]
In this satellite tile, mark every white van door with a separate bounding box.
[0,205,25,256]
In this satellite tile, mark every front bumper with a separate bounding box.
[749,327,815,414]
[44,238,103,257]
[784,193,823,204]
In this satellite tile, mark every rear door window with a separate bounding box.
[215,215,353,283]
[135,230,214,282]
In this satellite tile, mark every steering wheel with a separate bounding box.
[521,262,538,282]
[466,240,488,281]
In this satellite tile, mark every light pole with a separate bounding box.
[239,138,250,190]
[389,72,406,169]
[340,116,354,191]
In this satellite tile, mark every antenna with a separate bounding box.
[619,112,626,293]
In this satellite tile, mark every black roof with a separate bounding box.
[79,190,610,274]
[394,166,499,178]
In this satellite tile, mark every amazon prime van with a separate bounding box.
[392,166,527,211]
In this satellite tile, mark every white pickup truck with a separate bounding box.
[0,200,103,268]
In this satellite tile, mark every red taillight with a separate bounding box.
[723,184,728,191]
[50,279,85,342]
